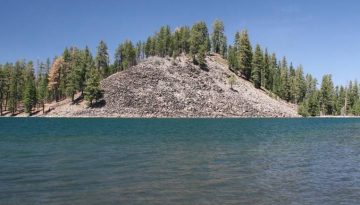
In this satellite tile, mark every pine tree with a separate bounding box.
[145,37,154,58]
[0,67,5,115]
[172,28,182,58]
[48,57,64,102]
[66,48,84,101]
[37,72,48,114]
[114,40,137,71]
[305,74,317,99]
[96,40,110,78]
[292,65,306,103]
[190,21,210,65]
[123,41,137,70]
[136,41,145,61]
[336,86,347,115]
[23,61,37,114]
[227,45,238,70]
[84,68,102,107]
[179,26,191,54]
[66,67,77,102]
[155,26,172,57]
[8,69,17,115]
[251,44,263,89]
[269,53,277,93]
[349,80,359,112]
[80,46,93,93]
[320,74,335,115]
[262,49,270,89]
[211,19,227,57]
[2,63,11,112]
[308,91,320,116]
[234,32,241,52]
[298,101,309,117]
[237,30,253,80]
[279,57,291,101]
[8,61,25,115]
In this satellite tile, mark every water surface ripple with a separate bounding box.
[0,118,360,204]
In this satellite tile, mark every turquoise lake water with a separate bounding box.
[1,118,360,204]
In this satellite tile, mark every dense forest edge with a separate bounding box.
[0,20,358,117]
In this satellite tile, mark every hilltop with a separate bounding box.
[42,54,299,118]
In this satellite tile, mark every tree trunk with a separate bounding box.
[42,103,45,114]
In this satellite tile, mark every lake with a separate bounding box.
[1,118,360,204]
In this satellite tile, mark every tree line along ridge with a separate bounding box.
[0,20,358,117]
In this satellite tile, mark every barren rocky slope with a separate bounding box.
[45,54,299,118]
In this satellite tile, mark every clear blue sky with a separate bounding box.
[1,0,359,85]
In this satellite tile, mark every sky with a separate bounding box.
[0,0,360,86]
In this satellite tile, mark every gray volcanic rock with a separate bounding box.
[63,55,299,118]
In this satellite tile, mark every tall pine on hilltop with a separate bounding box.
[211,20,227,57]
[190,21,210,65]
[96,40,110,78]
[114,40,137,72]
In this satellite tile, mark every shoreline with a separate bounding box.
[2,115,360,119]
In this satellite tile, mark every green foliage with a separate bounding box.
[114,40,137,72]
[66,67,78,101]
[308,91,320,116]
[351,100,360,115]
[1,19,359,118]
[145,37,156,57]
[190,21,210,65]
[156,26,172,57]
[0,66,6,115]
[136,41,145,61]
[84,68,102,106]
[8,61,25,115]
[320,74,334,115]
[37,73,48,113]
[198,44,207,66]
[237,30,253,80]
[298,101,310,117]
[211,20,227,57]
[291,65,306,103]
[251,44,263,89]
[262,49,270,89]
[96,40,110,78]
[23,62,37,114]
[227,45,238,70]
[278,57,291,101]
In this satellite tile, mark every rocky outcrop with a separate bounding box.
[57,54,299,118]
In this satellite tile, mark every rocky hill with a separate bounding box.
[44,54,299,118]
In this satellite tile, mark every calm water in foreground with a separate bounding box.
[1,118,360,205]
